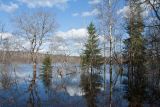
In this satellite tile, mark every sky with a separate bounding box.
[0,0,104,31]
[0,0,126,56]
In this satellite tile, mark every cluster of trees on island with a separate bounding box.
[0,0,159,107]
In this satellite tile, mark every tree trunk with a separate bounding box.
[33,61,37,83]
[28,62,37,91]
[33,62,37,73]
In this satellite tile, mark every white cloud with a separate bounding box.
[0,2,18,13]
[72,8,100,17]
[117,6,130,18]
[117,5,150,18]
[49,28,88,56]
[72,13,79,17]
[81,8,100,17]
[19,0,69,9]
[0,32,20,51]
[0,32,13,40]
[88,0,100,5]
[55,28,87,40]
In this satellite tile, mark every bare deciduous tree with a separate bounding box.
[97,0,121,106]
[14,11,57,74]
[141,0,160,21]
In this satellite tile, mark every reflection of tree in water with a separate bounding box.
[80,72,102,107]
[0,64,12,89]
[40,55,52,89]
[27,68,41,107]
[123,36,147,106]
[80,23,103,107]
[146,83,160,106]
[122,0,147,106]
[145,71,160,106]
[123,66,146,107]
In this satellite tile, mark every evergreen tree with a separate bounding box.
[123,0,146,106]
[81,22,103,73]
[80,23,103,107]
[40,54,52,88]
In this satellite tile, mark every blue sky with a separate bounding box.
[0,0,126,56]
[0,0,126,31]
[0,0,104,32]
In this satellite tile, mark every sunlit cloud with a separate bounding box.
[0,2,18,13]
[88,0,100,5]
[18,0,69,10]
[81,8,100,17]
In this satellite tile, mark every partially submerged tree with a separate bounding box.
[40,54,52,88]
[80,23,103,107]
[123,0,146,106]
[0,23,15,89]
[96,1,123,106]
[14,10,56,74]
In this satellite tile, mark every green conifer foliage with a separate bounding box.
[80,23,103,107]
[40,54,52,88]
[81,22,103,73]
[123,1,146,105]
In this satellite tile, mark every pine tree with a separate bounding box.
[123,0,146,105]
[80,23,103,107]
[81,22,103,73]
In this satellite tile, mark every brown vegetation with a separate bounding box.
[0,51,80,64]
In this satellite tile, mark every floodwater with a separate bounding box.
[0,64,159,107]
